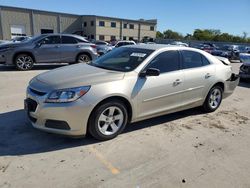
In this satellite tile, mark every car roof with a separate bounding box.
[123,44,190,51]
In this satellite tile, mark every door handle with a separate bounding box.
[55,45,60,48]
[205,73,212,79]
[173,79,182,86]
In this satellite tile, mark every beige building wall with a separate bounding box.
[140,24,156,39]
[96,18,121,41]
[60,16,82,33]
[0,8,32,39]
[0,6,157,41]
[33,13,58,34]
[122,22,140,40]
[81,16,96,38]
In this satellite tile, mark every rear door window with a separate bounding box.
[181,50,203,69]
[62,36,78,44]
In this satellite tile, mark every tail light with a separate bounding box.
[90,45,96,49]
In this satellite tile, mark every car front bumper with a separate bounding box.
[25,87,94,137]
[0,53,6,64]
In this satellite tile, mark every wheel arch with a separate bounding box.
[13,51,36,63]
[87,96,133,128]
[75,51,92,62]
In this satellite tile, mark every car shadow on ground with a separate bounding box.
[0,108,204,156]
[0,64,68,71]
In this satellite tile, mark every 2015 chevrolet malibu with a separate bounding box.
[25,45,239,140]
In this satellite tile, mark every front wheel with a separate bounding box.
[15,54,34,71]
[88,100,128,141]
[202,86,223,112]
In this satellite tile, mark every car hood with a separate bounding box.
[0,41,30,48]
[30,63,125,91]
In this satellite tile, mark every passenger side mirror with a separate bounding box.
[139,68,160,77]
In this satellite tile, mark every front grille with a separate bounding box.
[29,87,47,96]
[26,98,38,112]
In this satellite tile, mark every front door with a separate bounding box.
[34,35,61,63]
[137,50,185,119]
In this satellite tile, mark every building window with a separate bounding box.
[129,24,134,29]
[111,22,116,28]
[84,22,87,27]
[99,35,105,40]
[123,36,127,40]
[91,21,94,26]
[41,29,54,34]
[150,26,154,31]
[129,37,134,40]
[111,36,116,41]
[123,24,127,29]
[99,21,105,27]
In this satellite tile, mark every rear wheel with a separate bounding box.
[15,54,34,71]
[77,54,91,64]
[88,100,128,141]
[202,86,223,112]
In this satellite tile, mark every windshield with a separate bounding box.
[90,47,154,72]
[27,35,48,43]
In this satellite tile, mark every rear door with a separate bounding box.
[180,50,215,105]
[34,35,61,63]
[60,36,80,63]
[137,50,185,118]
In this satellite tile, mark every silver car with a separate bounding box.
[0,34,98,70]
[25,45,239,140]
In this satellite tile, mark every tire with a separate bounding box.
[88,100,128,141]
[76,53,91,64]
[15,54,34,71]
[202,85,223,112]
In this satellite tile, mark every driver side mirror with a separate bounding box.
[36,40,45,47]
[139,68,160,77]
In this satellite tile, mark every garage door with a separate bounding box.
[10,25,26,39]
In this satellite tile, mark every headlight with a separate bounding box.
[45,86,90,103]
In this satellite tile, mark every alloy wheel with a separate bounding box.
[78,54,90,63]
[16,55,33,70]
[97,106,124,136]
[209,88,222,109]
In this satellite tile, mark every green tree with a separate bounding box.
[156,31,164,38]
[163,29,183,39]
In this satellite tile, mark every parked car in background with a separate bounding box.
[11,36,32,43]
[94,40,112,55]
[25,45,239,140]
[239,52,250,81]
[170,41,188,47]
[199,43,217,54]
[245,47,250,53]
[0,34,98,70]
[0,40,10,44]
[112,40,136,48]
